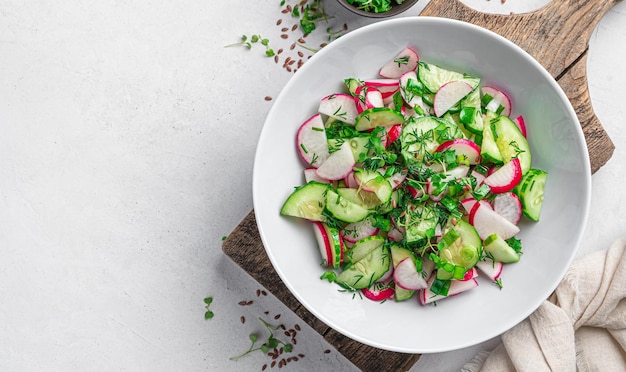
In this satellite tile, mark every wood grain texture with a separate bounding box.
[420,0,620,173]
[222,210,421,372]
[223,1,622,369]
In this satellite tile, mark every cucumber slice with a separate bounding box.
[346,235,385,264]
[389,244,416,268]
[400,202,438,246]
[515,168,548,221]
[484,233,520,263]
[436,219,482,280]
[394,286,415,302]
[344,78,362,96]
[354,169,393,204]
[336,187,381,210]
[325,189,371,223]
[280,182,330,221]
[336,244,390,290]
[480,114,504,165]
[490,115,532,174]
[355,107,404,132]
[401,116,465,163]
[417,62,480,94]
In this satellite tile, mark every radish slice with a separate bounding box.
[318,93,358,125]
[399,71,430,114]
[315,141,355,180]
[362,283,395,301]
[354,86,384,114]
[476,258,503,282]
[419,278,479,305]
[343,171,359,189]
[296,114,330,168]
[386,124,402,145]
[363,79,400,104]
[460,267,478,281]
[342,219,379,243]
[482,86,512,117]
[493,192,523,225]
[469,202,520,240]
[387,227,404,242]
[379,46,419,79]
[433,80,473,117]
[407,185,424,199]
[426,178,444,202]
[394,258,428,290]
[379,167,406,189]
[483,157,522,193]
[461,197,493,214]
[513,115,527,137]
[436,138,482,165]
[312,221,332,267]
[304,168,331,184]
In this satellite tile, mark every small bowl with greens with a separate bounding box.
[337,0,419,17]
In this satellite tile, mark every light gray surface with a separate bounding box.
[1,1,624,370]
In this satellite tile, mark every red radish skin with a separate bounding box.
[315,141,356,180]
[376,260,394,283]
[318,93,359,125]
[482,86,512,117]
[483,157,522,193]
[394,258,428,290]
[387,227,404,242]
[362,284,395,301]
[433,80,473,117]
[312,221,333,267]
[344,171,359,189]
[461,267,478,281]
[378,46,419,79]
[386,124,402,145]
[493,192,523,225]
[461,197,493,214]
[363,79,400,104]
[514,115,527,137]
[469,202,520,240]
[436,138,482,165]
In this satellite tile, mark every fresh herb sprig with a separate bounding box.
[346,0,394,13]
[224,34,275,57]
[230,318,293,360]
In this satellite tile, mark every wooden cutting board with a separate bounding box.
[223,0,620,370]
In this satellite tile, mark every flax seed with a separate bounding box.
[284,331,291,337]
[290,43,296,50]
[281,8,289,13]
[238,301,247,306]
[294,324,301,331]
[274,314,281,320]
[240,316,246,324]
[246,300,253,305]
[324,349,331,354]
[281,27,289,32]
[264,311,269,315]
[298,353,305,358]
[292,24,298,31]
[274,55,279,63]
[286,66,292,72]
[261,290,267,296]
[262,364,267,371]
[344,23,348,30]
[276,19,283,26]
[298,38,306,43]
[256,289,261,297]
[281,34,289,39]
[320,43,328,48]
[271,361,276,368]
[265,96,272,101]
[297,51,304,57]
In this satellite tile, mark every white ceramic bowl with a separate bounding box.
[253,17,591,353]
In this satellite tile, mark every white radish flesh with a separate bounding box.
[436,138,482,165]
[469,202,520,240]
[394,258,428,290]
[482,86,512,117]
[318,93,358,125]
[296,114,330,168]
[493,192,523,225]
[483,157,522,193]
[379,47,419,79]
[433,80,473,117]
[315,141,356,180]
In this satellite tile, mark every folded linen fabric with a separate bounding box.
[462,237,626,372]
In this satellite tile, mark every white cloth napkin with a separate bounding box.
[462,237,626,372]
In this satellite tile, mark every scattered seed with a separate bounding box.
[256,289,261,297]
[343,23,348,30]
[261,290,267,296]
[281,34,289,39]
[294,324,301,331]
[274,314,281,320]
[320,43,328,48]
[324,349,331,354]
[277,48,283,55]
[286,66,292,72]
[281,27,289,32]
[290,43,296,50]
[238,301,247,306]
[292,24,298,31]
[297,60,303,68]
[297,51,304,57]
[265,96,273,101]
[246,300,254,305]
[240,316,246,324]
[271,361,276,368]
[262,364,267,371]
[303,33,308,38]
[276,19,283,25]
[264,311,269,315]
[291,337,297,344]
[274,55,279,63]
[281,8,289,13]
[284,331,291,337]
[279,348,283,355]
[298,353,305,358]
[298,38,306,43]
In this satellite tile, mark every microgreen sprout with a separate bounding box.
[230,318,294,360]
[224,34,275,57]
[203,297,214,319]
